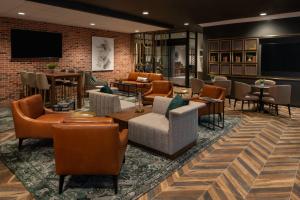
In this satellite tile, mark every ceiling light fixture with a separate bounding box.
[184,22,189,26]
[90,23,96,26]
[18,12,25,16]
[260,12,267,16]
[142,11,149,15]
[135,30,140,33]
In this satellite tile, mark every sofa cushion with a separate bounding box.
[127,72,139,81]
[128,113,170,153]
[165,95,189,118]
[148,73,163,82]
[136,76,149,83]
[19,95,44,119]
[36,113,67,123]
[100,85,113,94]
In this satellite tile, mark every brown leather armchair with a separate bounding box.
[11,94,71,149]
[52,123,128,194]
[142,80,173,105]
[191,84,226,116]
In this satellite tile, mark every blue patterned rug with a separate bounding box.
[0,101,240,200]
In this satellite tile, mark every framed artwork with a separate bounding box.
[92,36,114,71]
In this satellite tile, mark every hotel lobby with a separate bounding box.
[1,0,300,199]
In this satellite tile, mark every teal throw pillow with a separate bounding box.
[100,84,113,94]
[165,95,189,119]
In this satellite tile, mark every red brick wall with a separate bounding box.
[0,17,134,106]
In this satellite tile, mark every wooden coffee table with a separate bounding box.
[107,106,152,130]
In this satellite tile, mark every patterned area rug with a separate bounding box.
[0,107,13,133]
[0,97,240,200]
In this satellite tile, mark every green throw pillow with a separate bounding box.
[165,95,189,119]
[100,84,113,94]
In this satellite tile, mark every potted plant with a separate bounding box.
[259,79,265,86]
[47,63,58,73]
[209,73,216,81]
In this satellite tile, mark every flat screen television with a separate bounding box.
[261,36,300,77]
[11,29,62,58]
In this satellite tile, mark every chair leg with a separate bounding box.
[113,175,118,194]
[288,104,291,116]
[241,100,244,111]
[275,104,279,115]
[228,98,231,105]
[59,175,65,194]
[18,138,24,150]
[123,156,126,164]
[234,99,237,110]
[248,101,250,108]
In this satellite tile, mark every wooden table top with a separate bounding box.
[107,106,152,122]
[46,72,80,78]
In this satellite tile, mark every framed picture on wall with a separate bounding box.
[92,36,114,71]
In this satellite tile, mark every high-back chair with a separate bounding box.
[234,82,258,110]
[36,73,51,104]
[52,123,128,194]
[142,80,173,105]
[26,72,37,95]
[263,85,292,116]
[20,71,28,97]
[214,76,227,81]
[191,78,205,96]
[214,80,232,104]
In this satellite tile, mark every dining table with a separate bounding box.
[251,84,271,112]
[46,72,83,109]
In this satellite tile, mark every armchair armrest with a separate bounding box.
[63,117,114,123]
[143,87,153,96]
[169,102,204,116]
[166,88,173,97]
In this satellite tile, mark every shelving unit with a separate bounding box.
[207,38,258,76]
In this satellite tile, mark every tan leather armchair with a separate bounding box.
[52,123,128,194]
[191,84,226,116]
[11,94,71,149]
[142,80,173,105]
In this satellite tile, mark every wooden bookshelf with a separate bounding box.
[208,38,258,76]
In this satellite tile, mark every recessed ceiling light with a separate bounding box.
[260,12,267,16]
[135,30,140,33]
[90,23,96,26]
[184,22,189,26]
[142,11,149,15]
[18,12,25,16]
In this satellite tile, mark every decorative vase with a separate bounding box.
[135,91,144,113]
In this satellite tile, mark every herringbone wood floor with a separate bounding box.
[0,102,299,200]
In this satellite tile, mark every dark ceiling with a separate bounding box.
[29,0,300,29]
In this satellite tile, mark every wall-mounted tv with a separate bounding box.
[261,36,300,77]
[11,29,62,58]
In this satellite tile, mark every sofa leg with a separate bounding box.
[288,104,291,116]
[234,99,237,110]
[123,156,126,164]
[59,175,65,194]
[18,138,24,150]
[113,175,118,194]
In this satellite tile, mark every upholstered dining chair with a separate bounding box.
[191,78,205,96]
[234,82,259,111]
[213,80,232,104]
[36,73,51,104]
[20,71,28,97]
[142,80,173,105]
[52,123,128,194]
[26,72,37,95]
[214,76,227,81]
[262,85,292,116]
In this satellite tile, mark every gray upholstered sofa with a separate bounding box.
[128,96,205,157]
[88,90,135,116]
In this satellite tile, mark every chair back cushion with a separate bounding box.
[214,80,232,96]
[127,72,139,81]
[152,80,173,94]
[88,91,121,116]
[148,73,163,82]
[234,82,251,100]
[200,85,226,100]
[269,85,291,105]
[191,78,205,94]
[18,94,44,119]
[53,123,123,175]
[153,96,172,115]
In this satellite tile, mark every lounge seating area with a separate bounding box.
[1,1,300,200]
